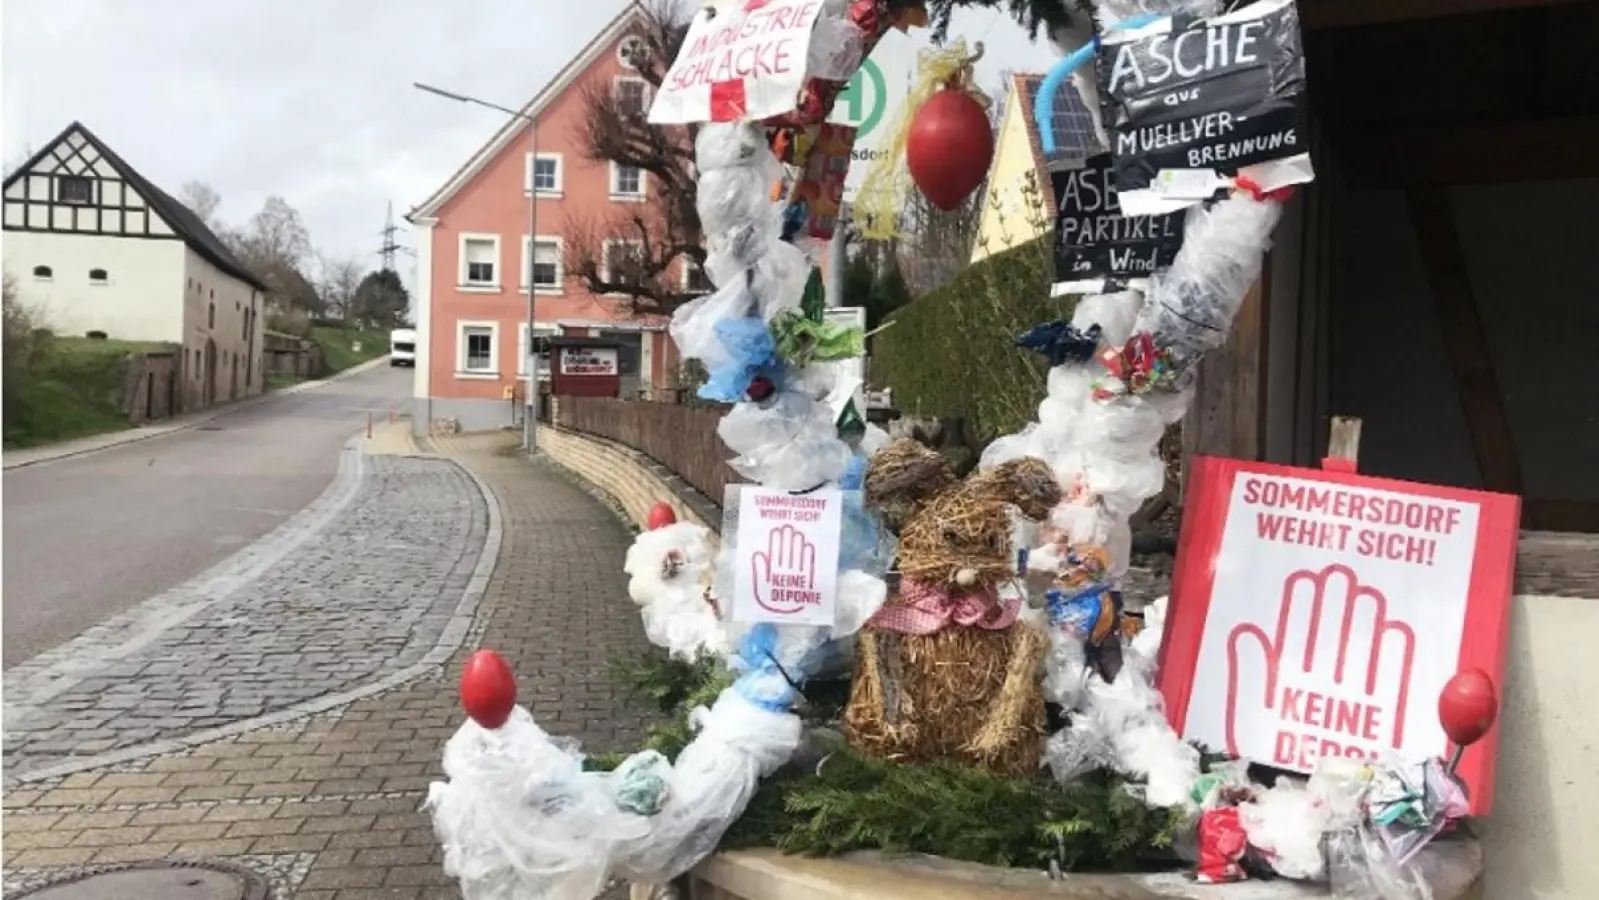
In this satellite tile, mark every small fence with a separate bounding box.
[552,395,737,505]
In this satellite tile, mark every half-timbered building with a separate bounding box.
[2,122,267,410]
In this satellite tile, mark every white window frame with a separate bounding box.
[617,34,649,71]
[519,323,558,378]
[521,235,565,295]
[609,162,647,202]
[456,320,500,379]
[525,152,564,197]
[613,76,651,118]
[601,238,646,286]
[458,233,502,292]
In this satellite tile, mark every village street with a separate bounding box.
[2,377,659,899]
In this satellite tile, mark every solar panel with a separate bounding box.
[1023,72,1106,167]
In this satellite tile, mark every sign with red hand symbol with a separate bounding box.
[732,486,842,626]
[1161,457,1519,814]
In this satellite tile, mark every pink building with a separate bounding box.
[408,3,689,433]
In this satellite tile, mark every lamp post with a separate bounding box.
[414,81,540,454]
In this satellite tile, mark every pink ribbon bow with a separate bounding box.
[867,578,1022,635]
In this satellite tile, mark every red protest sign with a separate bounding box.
[1159,457,1519,814]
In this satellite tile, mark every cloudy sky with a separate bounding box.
[3,1,1059,288]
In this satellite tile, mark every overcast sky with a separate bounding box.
[2,1,1058,289]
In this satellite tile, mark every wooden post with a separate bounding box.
[1324,415,1362,472]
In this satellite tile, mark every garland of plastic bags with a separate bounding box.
[423,1,1470,897]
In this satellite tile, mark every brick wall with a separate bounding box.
[539,426,720,532]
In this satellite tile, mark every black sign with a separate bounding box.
[1052,155,1184,293]
[1096,0,1308,203]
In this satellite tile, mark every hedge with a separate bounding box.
[869,237,1065,442]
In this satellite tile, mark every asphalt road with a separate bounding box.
[1,365,411,669]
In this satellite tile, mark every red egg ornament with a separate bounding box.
[647,502,678,531]
[459,649,517,729]
[1439,667,1499,747]
[906,84,994,211]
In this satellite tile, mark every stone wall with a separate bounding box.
[538,425,720,532]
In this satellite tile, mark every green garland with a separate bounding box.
[598,652,1192,872]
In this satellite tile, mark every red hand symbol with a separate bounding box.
[1225,563,1416,759]
[750,524,817,614]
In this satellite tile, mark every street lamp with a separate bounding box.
[414,81,540,454]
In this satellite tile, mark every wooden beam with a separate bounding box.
[1301,0,1585,29]
[1524,500,1599,534]
[1338,115,1599,188]
[1405,188,1524,497]
[1182,281,1269,466]
[1517,530,1599,596]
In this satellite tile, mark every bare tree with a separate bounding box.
[566,0,703,317]
[228,196,322,314]
[316,255,366,322]
[179,180,225,232]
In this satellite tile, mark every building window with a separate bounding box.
[460,235,500,288]
[602,239,645,284]
[615,77,649,117]
[89,268,108,283]
[55,175,91,204]
[610,163,644,200]
[525,237,562,292]
[32,265,52,279]
[458,323,498,374]
[617,34,650,70]
[520,324,554,377]
[527,153,562,194]
[683,260,713,294]
[208,303,215,329]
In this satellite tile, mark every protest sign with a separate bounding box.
[730,486,843,626]
[1051,154,1185,295]
[649,0,827,124]
[1160,457,1520,814]
[1096,0,1313,216]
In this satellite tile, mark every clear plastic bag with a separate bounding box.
[1240,776,1332,880]
[623,523,728,662]
[1135,195,1282,380]
[426,708,648,900]
[806,0,866,81]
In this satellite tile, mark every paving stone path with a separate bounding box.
[5,453,487,779]
[3,433,661,900]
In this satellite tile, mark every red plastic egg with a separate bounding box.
[1438,668,1499,747]
[460,649,517,729]
[906,86,994,211]
[647,502,677,530]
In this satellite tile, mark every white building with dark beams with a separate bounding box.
[3,121,268,409]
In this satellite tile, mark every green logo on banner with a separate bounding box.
[837,58,888,139]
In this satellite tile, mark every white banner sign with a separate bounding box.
[649,0,826,125]
[1185,473,1480,771]
[731,486,842,626]
[560,348,618,376]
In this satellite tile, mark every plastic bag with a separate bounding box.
[1240,776,1332,880]
[670,281,756,370]
[426,707,647,900]
[1135,195,1283,380]
[623,523,728,662]
[806,0,866,81]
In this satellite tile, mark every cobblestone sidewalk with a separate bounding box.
[5,452,487,780]
[3,432,660,900]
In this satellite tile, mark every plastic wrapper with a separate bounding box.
[718,389,852,490]
[1240,776,1332,880]
[1071,290,1144,348]
[1194,806,1248,883]
[1135,195,1283,380]
[426,707,648,900]
[805,0,866,81]
[670,281,757,371]
[699,317,778,402]
[613,689,805,884]
[623,523,728,662]
[698,167,783,241]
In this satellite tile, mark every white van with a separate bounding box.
[390,328,417,367]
